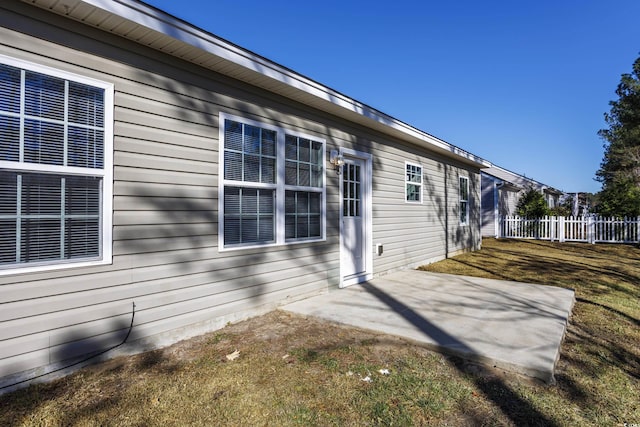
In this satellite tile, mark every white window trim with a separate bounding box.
[218,112,326,251]
[459,175,470,226]
[404,161,423,204]
[0,54,114,276]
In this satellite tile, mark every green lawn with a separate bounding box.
[1,238,638,426]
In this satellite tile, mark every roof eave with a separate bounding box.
[25,0,490,168]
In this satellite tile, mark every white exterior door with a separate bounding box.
[340,152,371,286]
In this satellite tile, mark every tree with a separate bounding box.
[596,54,640,217]
[516,187,550,218]
[549,198,572,217]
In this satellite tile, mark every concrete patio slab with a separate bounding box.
[281,270,575,383]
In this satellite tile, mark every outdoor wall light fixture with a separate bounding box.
[329,149,344,174]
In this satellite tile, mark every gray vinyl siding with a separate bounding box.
[0,0,480,387]
[367,142,481,273]
[481,174,497,237]
[502,191,521,216]
[481,172,529,237]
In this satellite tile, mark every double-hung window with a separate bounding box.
[459,176,469,225]
[284,135,323,240]
[222,119,277,245]
[220,113,325,249]
[405,162,422,203]
[0,55,113,274]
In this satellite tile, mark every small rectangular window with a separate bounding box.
[405,162,422,203]
[459,176,469,225]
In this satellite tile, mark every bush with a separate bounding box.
[516,187,551,218]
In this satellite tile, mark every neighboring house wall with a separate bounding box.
[480,173,521,237]
[481,174,497,237]
[500,187,522,217]
[545,191,560,209]
[0,1,482,390]
[481,167,562,237]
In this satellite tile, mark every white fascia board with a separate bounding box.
[74,0,488,167]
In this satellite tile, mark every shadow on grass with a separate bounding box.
[505,240,640,285]
[360,281,560,427]
[568,315,640,381]
[0,336,185,426]
[575,297,640,327]
[431,242,640,301]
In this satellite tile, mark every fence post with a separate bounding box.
[588,216,595,244]
[559,216,565,242]
[624,216,628,242]
[622,215,631,243]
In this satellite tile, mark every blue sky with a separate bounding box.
[145,0,640,193]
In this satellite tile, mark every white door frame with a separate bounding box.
[339,148,373,288]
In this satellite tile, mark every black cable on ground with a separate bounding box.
[0,301,136,392]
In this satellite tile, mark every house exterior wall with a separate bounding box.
[481,166,565,237]
[481,174,497,237]
[0,1,481,390]
[545,192,560,209]
[500,189,522,217]
[481,174,522,237]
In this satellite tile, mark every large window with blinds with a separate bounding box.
[0,55,113,274]
[219,114,325,249]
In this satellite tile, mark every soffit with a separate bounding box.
[484,167,563,194]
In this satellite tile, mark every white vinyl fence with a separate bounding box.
[499,216,640,244]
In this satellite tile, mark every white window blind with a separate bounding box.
[285,191,321,240]
[0,58,112,272]
[224,187,275,245]
[223,120,275,184]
